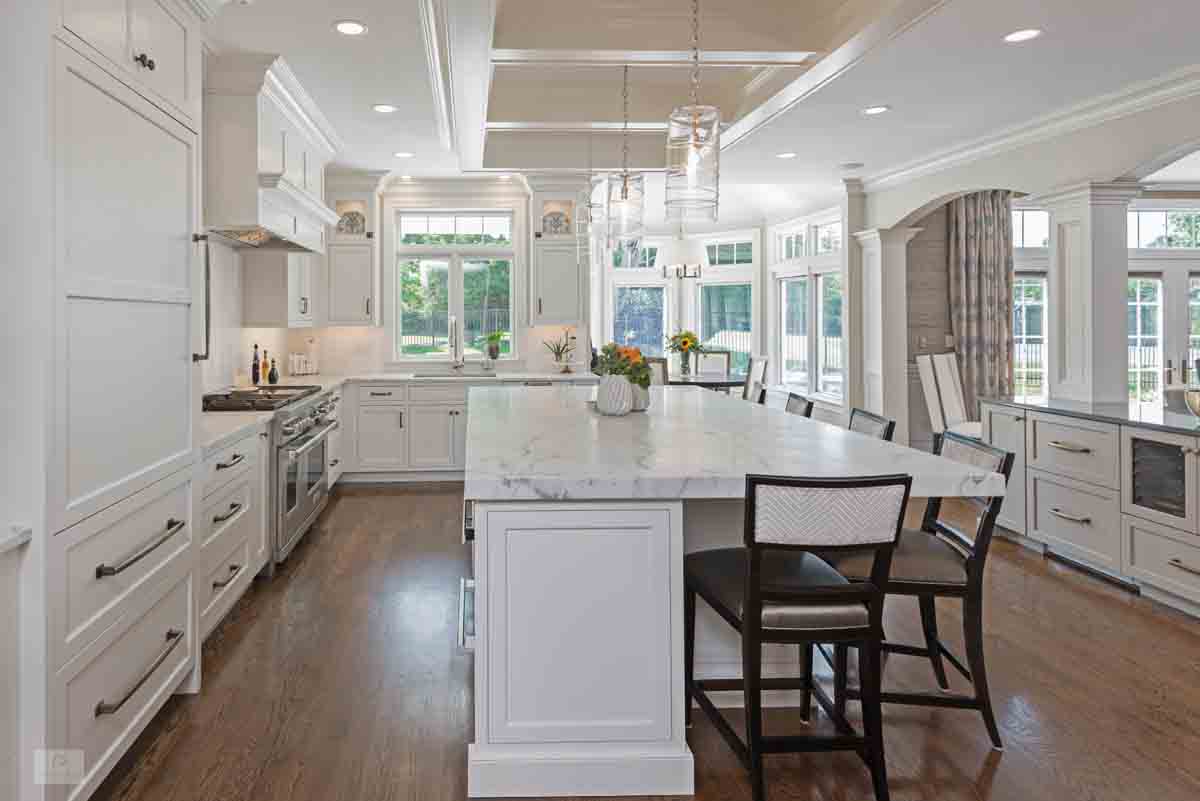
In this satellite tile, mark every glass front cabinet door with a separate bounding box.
[1121,427,1199,534]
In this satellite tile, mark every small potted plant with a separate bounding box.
[543,328,576,373]
[485,330,507,361]
[595,343,652,415]
[667,330,703,376]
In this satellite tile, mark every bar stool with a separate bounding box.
[685,474,913,801]
[822,432,1014,748]
[848,408,896,441]
[785,392,814,417]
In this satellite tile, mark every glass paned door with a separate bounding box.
[780,278,808,387]
[462,258,513,357]
[613,286,667,356]
[1013,276,1047,398]
[699,283,752,373]
[817,274,845,399]
[397,258,451,357]
[1127,277,1162,402]
[1122,427,1198,533]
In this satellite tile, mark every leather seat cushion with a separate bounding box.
[685,547,869,631]
[828,529,968,586]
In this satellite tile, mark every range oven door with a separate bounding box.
[277,421,335,560]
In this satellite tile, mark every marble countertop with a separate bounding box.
[464,386,1007,502]
[200,412,272,453]
[981,390,1200,436]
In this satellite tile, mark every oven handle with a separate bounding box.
[285,421,338,462]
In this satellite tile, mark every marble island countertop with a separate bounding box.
[981,390,1200,436]
[464,386,1007,502]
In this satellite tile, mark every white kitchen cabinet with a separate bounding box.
[328,422,344,486]
[1120,426,1199,534]
[531,243,584,326]
[327,242,376,325]
[242,251,314,328]
[408,405,459,469]
[356,406,409,470]
[50,43,199,534]
[452,405,468,469]
[1027,468,1123,574]
[981,402,1027,535]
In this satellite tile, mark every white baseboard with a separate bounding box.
[468,745,694,798]
[337,471,465,484]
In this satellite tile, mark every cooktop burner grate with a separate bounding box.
[202,385,321,412]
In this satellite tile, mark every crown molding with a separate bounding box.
[1025,181,1143,210]
[854,227,922,248]
[864,64,1200,194]
[419,0,456,153]
[326,169,393,194]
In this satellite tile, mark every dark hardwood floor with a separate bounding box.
[93,485,1200,801]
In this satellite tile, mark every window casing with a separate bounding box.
[613,245,658,269]
[1013,276,1047,398]
[1190,277,1200,365]
[705,241,753,266]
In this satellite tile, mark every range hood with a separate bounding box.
[204,54,342,254]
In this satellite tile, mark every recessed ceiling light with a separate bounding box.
[399,174,413,182]
[334,20,368,36]
[497,174,511,181]
[861,105,891,116]
[1004,28,1042,43]
[776,152,798,159]
[839,162,865,171]
[373,104,398,114]
[393,151,415,159]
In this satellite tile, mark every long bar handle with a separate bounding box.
[212,502,243,525]
[1049,507,1091,525]
[1168,557,1200,578]
[287,421,338,461]
[94,629,185,717]
[192,234,210,362]
[96,518,186,578]
[1047,440,1091,454]
[212,564,242,590]
[215,453,244,471]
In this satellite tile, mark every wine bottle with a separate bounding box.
[268,358,279,385]
[251,344,260,385]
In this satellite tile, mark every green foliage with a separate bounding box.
[596,343,652,389]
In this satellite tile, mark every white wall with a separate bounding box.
[201,239,245,391]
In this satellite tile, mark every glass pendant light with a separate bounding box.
[607,65,644,252]
[665,0,719,223]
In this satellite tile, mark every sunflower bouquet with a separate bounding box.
[666,330,703,374]
[596,343,652,389]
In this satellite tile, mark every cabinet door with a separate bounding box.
[451,405,468,469]
[327,424,343,487]
[355,406,408,470]
[62,0,128,71]
[287,254,313,327]
[981,404,1027,535]
[327,243,374,325]
[408,406,457,469]
[1121,427,1199,534]
[532,244,582,325]
[129,0,190,116]
[51,44,198,533]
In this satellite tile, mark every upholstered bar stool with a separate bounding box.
[848,408,896,441]
[823,433,1014,748]
[685,474,913,801]
[785,392,814,418]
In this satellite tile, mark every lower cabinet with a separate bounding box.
[1027,468,1123,574]
[981,402,1027,534]
[356,405,410,470]
[1123,514,1200,607]
[408,405,458,469]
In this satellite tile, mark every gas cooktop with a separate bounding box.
[202,385,321,412]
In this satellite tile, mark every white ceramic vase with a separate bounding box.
[596,374,634,416]
[630,383,650,412]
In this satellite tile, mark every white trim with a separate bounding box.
[865,64,1200,193]
[419,0,456,153]
[490,49,816,67]
[468,745,694,798]
[0,525,31,556]
[486,121,669,132]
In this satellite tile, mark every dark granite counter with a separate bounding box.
[980,390,1200,436]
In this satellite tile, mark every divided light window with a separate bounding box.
[613,286,668,357]
[1012,210,1050,248]
[814,222,842,255]
[1013,276,1047,398]
[1128,211,1200,248]
[1128,276,1163,402]
[706,241,753,266]
[777,272,844,400]
[613,246,657,268]
[699,283,752,373]
[394,212,515,360]
[1190,277,1200,365]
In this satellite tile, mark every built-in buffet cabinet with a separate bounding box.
[982,400,1200,616]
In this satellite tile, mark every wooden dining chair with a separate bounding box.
[848,408,896,441]
[742,357,768,402]
[785,392,814,418]
[685,473,913,801]
[645,356,668,385]
[823,433,1014,749]
[697,350,732,375]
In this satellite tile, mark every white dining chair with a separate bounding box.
[742,357,768,403]
[645,357,668,385]
[696,350,731,376]
[926,353,982,440]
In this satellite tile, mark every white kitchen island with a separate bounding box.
[465,386,1006,798]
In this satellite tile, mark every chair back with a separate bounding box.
[697,350,731,375]
[645,356,668,385]
[932,352,970,427]
[742,357,768,401]
[919,432,1014,581]
[747,382,767,405]
[916,354,946,434]
[743,474,913,627]
[848,408,896,441]
[784,392,814,418]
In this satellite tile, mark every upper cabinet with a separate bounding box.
[204,54,341,254]
[242,251,315,329]
[325,170,388,327]
[528,178,589,327]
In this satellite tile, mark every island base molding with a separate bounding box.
[467,744,695,798]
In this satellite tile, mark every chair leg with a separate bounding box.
[743,631,765,801]
[833,644,849,719]
[799,642,813,722]
[963,592,1003,750]
[684,587,696,727]
[919,595,950,691]
[858,639,891,801]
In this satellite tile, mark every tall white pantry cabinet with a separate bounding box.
[8,3,212,801]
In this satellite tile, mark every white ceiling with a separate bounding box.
[1145,151,1200,184]
[203,0,1200,232]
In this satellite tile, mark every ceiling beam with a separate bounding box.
[486,121,668,132]
[491,49,818,68]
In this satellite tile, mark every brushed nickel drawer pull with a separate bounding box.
[215,453,245,471]
[369,391,392,397]
[1049,508,1091,525]
[212,564,242,590]
[94,629,184,718]
[1047,440,1092,454]
[212,502,243,525]
[96,518,186,578]
[1167,558,1200,578]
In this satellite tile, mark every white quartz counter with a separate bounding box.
[200,412,272,453]
[464,385,1007,501]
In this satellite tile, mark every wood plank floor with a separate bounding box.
[92,484,1200,801]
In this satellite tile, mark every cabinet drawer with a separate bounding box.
[53,472,191,668]
[1124,515,1200,605]
[409,383,469,404]
[1027,412,1119,489]
[200,534,251,639]
[56,574,192,801]
[201,436,257,499]
[1028,468,1122,573]
[358,384,408,404]
[198,476,253,553]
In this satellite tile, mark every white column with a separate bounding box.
[1032,182,1141,404]
[854,227,922,445]
[843,179,867,411]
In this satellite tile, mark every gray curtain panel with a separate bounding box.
[948,191,1014,414]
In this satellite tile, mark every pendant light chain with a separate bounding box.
[621,64,630,199]
[690,0,700,106]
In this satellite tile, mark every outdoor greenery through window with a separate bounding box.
[817,274,844,398]
[1012,210,1050,248]
[613,286,667,357]
[780,277,809,386]
[1128,211,1200,248]
[1013,276,1047,397]
[814,222,842,255]
[1190,277,1200,366]
[779,230,806,261]
[394,213,514,359]
[699,283,752,373]
[1128,276,1163,402]
[613,246,657,268]
[706,241,753,266]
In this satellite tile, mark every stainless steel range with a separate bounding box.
[202,385,338,574]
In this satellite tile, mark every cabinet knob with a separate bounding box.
[134,53,156,71]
